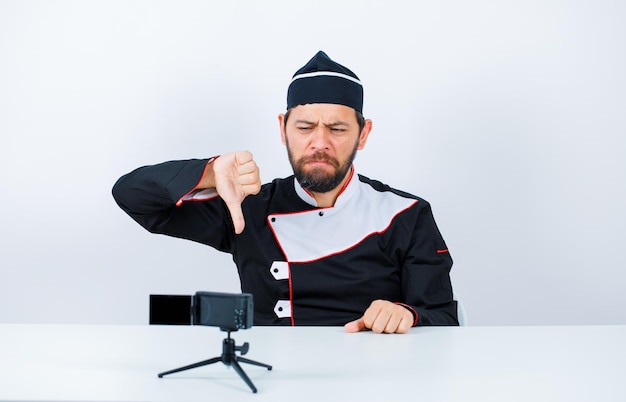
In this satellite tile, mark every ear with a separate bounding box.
[278,114,287,145]
[357,119,373,150]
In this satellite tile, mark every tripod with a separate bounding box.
[158,330,272,393]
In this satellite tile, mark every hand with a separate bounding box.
[344,300,415,334]
[207,151,261,234]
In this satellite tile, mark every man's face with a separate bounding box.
[279,103,371,193]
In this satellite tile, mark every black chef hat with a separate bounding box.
[287,51,363,113]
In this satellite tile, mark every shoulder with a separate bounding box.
[258,176,295,195]
[243,175,300,212]
[356,174,430,207]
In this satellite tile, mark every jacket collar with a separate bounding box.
[293,166,359,208]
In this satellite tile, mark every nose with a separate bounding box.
[310,127,331,150]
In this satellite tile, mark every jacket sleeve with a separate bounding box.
[401,201,458,326]
[111,159,235,253]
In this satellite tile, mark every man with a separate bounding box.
[113,51,458,334]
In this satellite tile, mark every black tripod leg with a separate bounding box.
[158,357,221,378]
[230,358,258,393]
[238,357,273,370]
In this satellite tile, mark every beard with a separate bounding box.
[287,140,359,193]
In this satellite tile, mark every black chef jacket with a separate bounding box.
[112,158,458,326]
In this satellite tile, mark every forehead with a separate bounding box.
[289,103,357,124]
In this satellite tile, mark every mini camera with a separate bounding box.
[150,291,253,331]
[154,291,270,393]
[192,291,253,331]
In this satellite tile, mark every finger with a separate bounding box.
[383,313,403,334]
[363,301,391,334]
[226,201,246,234]
[396,315,413,334]
[344,318,367,333]
[382,306,414,334]
[235,150,254,165]
[241,185,261,198]
[238,172,261,190]
[237,163,260,194]
[237,158,258,172]
[370,310,392,334]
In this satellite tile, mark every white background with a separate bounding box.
[1,0,624,326]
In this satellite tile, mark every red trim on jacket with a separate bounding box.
[268,199,418,264]
[267,217,295,327]
[175,156,218,206]
[288,265,295,327]
[336,166,355,197]
[299,165,355,202]
[393,302,419,326]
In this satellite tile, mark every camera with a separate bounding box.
[154,291,270,392]
[193,291,253,330]
[150,291,253,331]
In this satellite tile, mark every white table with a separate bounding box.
[0,324,624,401]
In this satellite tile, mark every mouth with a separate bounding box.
[301,154,339,169]
[306,160,333,167]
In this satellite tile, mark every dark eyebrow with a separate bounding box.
[294,120,317,126]
[325,121,350,128]
[293,120,350,128]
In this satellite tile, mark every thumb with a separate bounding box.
[226,201,245,234]
[344,318,367,333]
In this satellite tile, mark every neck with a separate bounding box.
[309,168,353,208]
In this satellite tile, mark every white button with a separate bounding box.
[269,261,289,280]
[274,300,291,318]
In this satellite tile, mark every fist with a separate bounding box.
[211,151,261,234]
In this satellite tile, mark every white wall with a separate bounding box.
[1,0,624,326]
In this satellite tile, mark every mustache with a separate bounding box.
[299,152,339,167]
